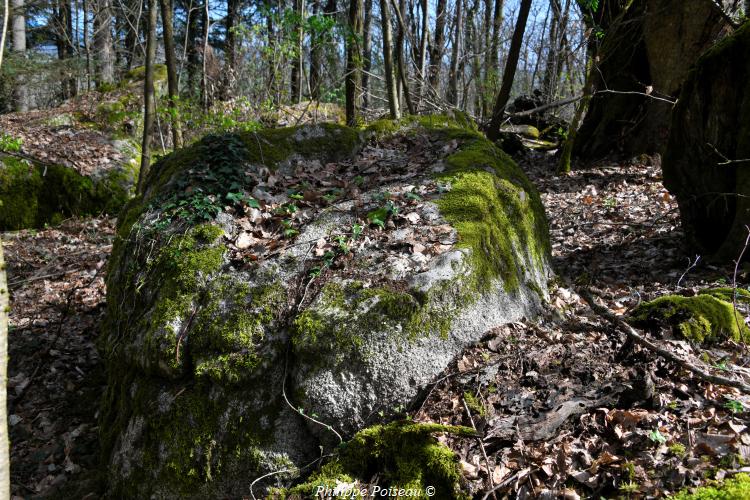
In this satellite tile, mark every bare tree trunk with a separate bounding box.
[558,56,593,174]
[417,0,427,105]
[138,0,157,194]
[428,0,446,90]
[392,0,414,114]
[290,0,303,103]
[489,0,503,76]
[93,0,114,86]
[201,0,210,109]
[0,0,9,70]
[361,0,373,108]
[221,0,239,99]
[447,0,462,105]
[0,243,9,500]
[380,0,400,118]
[487,0,532,140]
[186,1,200,98]
[345,0,362,125]
[11,0,25,112]
[160,0,183,149]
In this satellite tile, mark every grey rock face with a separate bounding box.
[100,119,551,498]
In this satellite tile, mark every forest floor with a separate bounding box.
[3,143,750,499]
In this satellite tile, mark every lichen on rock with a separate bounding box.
[99,116,552,497]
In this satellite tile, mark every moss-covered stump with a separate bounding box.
[662,23,750,261]
[100,117,551,497]
[0,152,137,230]
[630,289,750,343]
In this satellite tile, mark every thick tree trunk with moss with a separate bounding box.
[662,22,750,262]
[573,0,727,160]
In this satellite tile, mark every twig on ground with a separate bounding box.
[579,288,750,394]
[461,397,497,500]
[677,255,701,288]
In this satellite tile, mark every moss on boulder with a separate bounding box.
[100,117,551,497]
[630,290,750,343]
[0,154,137,230]
[275,421,475,499]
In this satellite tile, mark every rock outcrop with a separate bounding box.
[99,116,552,497]
[662,23,750,261]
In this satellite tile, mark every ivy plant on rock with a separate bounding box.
[99,116,552,498]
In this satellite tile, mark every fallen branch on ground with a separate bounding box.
[579,288,750,395]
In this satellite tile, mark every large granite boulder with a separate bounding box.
[99,116,551,497]
[662,23,750,261]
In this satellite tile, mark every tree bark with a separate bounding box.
[380,0,400,118]
[391,0,414,114]
[186,0,200,98]
[0,0,9,70]
[160,0,183,149]
[138,0,157,194]
[573,0,726,159]
[446,0,462,105]
[290,0,304,103]
[428,0,446,90]
[221,0,240,99]
[0,242,10,500]
[486,0,532,141]
[11,0,26,112]
[94,0,115,87]
[361,0,373,108]
[345,0,363,125]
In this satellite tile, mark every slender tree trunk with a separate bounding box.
[447,0,462,105]
[309,0,322,99]
[380,0,400,118]
[290,0,304,103]
[361,0,373,108]
[480,0,492,116]
[487,0,532,141]
[0,0,9,70]
[160,0,183,149]
[558,56,594,174]
[0,242,9,500]
[222,0,239,99]
[11,0,25,112]
[489,0,503,81]
[428,0,446,89]
[93,0,114,85]
[417,0,427,104]
[138,0,157,194]
[392,0,414,114]
[187,1,200,97]
[345,0,362,125]
[201,0,210,109]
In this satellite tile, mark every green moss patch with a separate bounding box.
[434,130,550,292]
[280,421,474,499]
[630,292,750,343]
[671,473,750,499]
[0,155,136,230]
